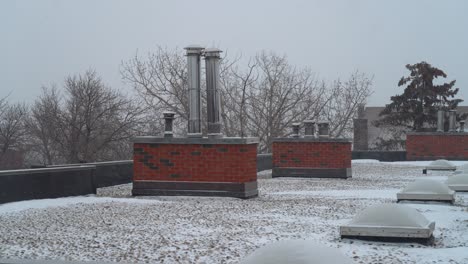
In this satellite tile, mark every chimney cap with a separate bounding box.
[184,45,205,54]
[163,111,176,119]
[204,48,223,57]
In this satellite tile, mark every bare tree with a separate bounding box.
[242,52,331,152]
[121,46,189,135]
[25,86,62,164]
[220,55,373,152]
[27,70,147,164]
[122,47,373,153]
[220,58,258,137]
[321,71,374,138]
[0,98,28,169]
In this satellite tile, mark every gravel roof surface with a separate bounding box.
[1,162,467,264]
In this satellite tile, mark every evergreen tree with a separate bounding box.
[375,61,464,131]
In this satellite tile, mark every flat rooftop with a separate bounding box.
[1,161,467,264]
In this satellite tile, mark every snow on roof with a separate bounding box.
[426,160,456,170]
[400,179,454,195]
[0,197,165,215]
[446,174,468,191]
[240,240,352,264]
[348,203,431,228]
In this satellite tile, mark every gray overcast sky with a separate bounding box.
[1,0,467,106]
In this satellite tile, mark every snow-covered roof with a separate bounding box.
[446,174,468,191]
[240,240,352,264]
[426,159,456,170]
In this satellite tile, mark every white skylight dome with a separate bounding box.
[397,179,455,203]
[446,174,468,191]
[240,240,352,264]
[456,163,468,171]
[340,203,435,241]
[453,170,466,175]
[426,159,456,170]
[347,203,430,227]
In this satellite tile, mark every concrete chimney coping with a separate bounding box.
[273,137,351,143]
[133,136,259,145]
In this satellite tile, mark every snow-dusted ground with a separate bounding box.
[1,161,468,264]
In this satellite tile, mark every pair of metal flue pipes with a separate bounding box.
[437,109,462,132]
[185,45,222,138]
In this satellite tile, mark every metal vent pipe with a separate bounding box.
[163,112,175,138]
[449,110,457,132]
[204,48,223,138]
[460,120,465,132]
[436,109,445,132]
[318,122,330,138]
[185,45,204,137]
[303,120,316,138]
[291,123,301,138]
[357,104,366,119]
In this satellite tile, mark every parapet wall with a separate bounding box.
[0,166,96,204]
[406,132,468,160]
[48,160,133,188]
[257,154,272,172]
